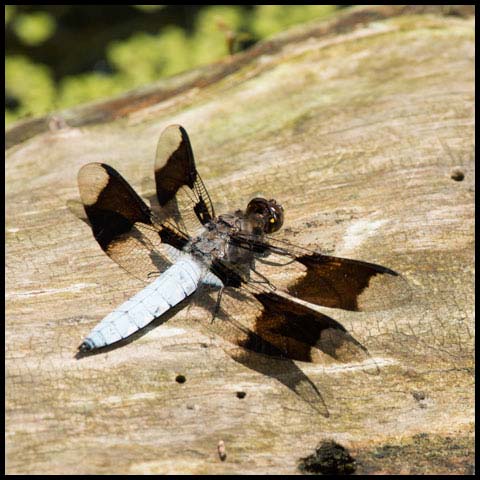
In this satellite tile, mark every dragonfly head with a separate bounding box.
[246,197,284,234]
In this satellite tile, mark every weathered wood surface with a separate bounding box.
[6,6,474,474]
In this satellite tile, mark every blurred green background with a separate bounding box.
[5,5,347,127]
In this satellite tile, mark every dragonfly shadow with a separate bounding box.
[228,346,330,417]
[192,288,377,417]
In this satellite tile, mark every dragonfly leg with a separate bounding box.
[211,286,224,323]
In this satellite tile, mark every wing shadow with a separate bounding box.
[192,288,377,417]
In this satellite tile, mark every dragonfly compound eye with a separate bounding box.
[246,197,284,233]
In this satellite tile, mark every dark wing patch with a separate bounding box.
[77,162,189,282]
[227,233,410,312]
[290,253,404,312]
[79,163,151,249]
[249,290,369,363]
[154,125,214,234]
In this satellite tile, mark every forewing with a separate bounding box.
[154,125,215,235]
[77,162,189,282]
[286,252,410,312]
[228,233,410,312]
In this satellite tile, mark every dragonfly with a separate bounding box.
[74,125,408,415]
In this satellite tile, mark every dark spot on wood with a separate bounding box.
[298,440,356,475]
[450,169,464,181]
[236,391,246,399]
[412,390,426,401]
[175,374,186,384]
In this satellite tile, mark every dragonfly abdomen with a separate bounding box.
[79,257,203,351]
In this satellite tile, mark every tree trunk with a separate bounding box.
[6,5,474,474]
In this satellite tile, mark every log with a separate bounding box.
[6,5,474,474]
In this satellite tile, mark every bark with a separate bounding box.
[6,5,474,474]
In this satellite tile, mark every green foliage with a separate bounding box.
[109,26,191,83]
[251,5,337,38]
[5,5,341,126]
[5,56,56,120]
[58,73,129,110]
[5,5,16,25]
[133,6,166,13]
[13,11,56,45]
[191,5,246,64]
